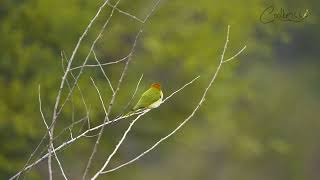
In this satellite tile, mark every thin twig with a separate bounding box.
[70,56,128,71]
[90,77,108,116]
[142,0,162,23]
[16,132,48,179]
[62,51,91,132]
[54,116,89,141]
[92,50,115,93]
[162,76,200,103]
[61,52,76,138]
[107,2,144,23]
[223,45,247,63]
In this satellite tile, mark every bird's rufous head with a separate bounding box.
[151,83,161,90]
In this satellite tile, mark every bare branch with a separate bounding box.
[39,85,53,180]
[15,1,159,177]
[10,74,199,180]
[39,85,68,180]
[82,28,142,179]
[101,25,246,175]
[91,110,149,180]
[51,147,68,180]
[17,73,195,180]
[12,1,164,179]
[39,85,48,129]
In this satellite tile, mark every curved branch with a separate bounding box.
[101,25,247,175]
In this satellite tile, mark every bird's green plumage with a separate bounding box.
[133,87,161,110]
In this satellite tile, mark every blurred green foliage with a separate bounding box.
[0,0,319,179]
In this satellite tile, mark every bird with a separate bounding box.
[125,83,163,117]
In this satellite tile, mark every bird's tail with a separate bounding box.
[123,110,135,118]
[122,108,145,118]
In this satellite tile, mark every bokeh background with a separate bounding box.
[1,0,319,179]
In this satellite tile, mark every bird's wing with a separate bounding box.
[133,88,161,110]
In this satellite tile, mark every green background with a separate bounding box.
[1,0,319,179]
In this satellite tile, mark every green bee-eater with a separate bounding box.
[126,83,163,116]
